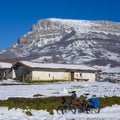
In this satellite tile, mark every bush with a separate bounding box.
[99,96,120,108]
[25,110,32,116]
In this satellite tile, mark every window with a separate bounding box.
[80,73,82,77]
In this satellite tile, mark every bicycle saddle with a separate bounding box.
[84,93,89,96]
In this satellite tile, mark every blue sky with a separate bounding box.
[0,0,120,50]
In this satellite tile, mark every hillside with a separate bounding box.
[0,18,120,81]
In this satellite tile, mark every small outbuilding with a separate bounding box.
[0,61,13,79]
[10,61,101,82]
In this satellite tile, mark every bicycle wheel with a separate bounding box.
[86,105,100,114]
[62,104,76,114]
[92,107,100,113]
[70,104,77,114]
[86,106,93,114]
[57,106,64,114]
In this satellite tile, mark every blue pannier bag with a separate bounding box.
[90,98,100,108]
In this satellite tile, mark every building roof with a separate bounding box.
[0,62,13,69]
[15,61,101,72]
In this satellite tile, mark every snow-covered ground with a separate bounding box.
[0,79,23,85]
[0,105,120,120]
[0,79,120,120]
[0,79,120,100]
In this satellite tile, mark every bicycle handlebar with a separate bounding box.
[68,91,76,94]
[84,93,89,96]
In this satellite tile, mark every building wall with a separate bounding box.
[0,69,11,79]
[31,69,96,81]
[25,71,32,81]
[74,72,96,81]
[8,66,31,80]
[6,68,15,79]
[0,69,4,79]
[31,69,71,81]
[0,69,4,76]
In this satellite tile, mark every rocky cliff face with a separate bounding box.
[0,18,120,80]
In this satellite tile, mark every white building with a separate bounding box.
[0,62,13,79]
[10,61,101,82]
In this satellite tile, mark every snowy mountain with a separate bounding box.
[0,18,120,80]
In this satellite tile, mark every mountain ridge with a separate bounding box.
[0,18,120,81]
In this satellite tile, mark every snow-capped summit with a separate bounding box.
[32,18,120,35]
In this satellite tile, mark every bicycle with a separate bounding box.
[57,92,100,114]
[75,93,100,114]
[57,91,77,114]
[86,97,100,114]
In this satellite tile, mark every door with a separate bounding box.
[71,72,74,81]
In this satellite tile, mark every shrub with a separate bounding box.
[25,110,32,116]
[33,94,44,97]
